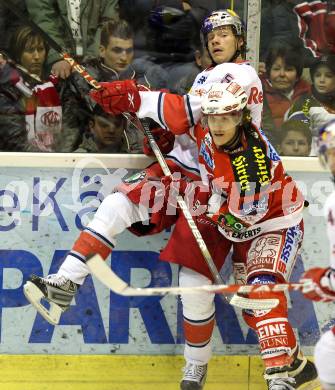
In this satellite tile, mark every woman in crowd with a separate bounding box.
[0,25,65,152]
[8,25,65,152]
[261,44,311,145]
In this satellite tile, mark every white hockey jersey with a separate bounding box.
[138,61,263,178]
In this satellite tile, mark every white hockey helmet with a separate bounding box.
[201,82,248,115]
[201,9,245,37]
[318,119,335,167]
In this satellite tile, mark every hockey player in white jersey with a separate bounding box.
[300,119,335,390]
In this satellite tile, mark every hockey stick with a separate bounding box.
[2,2,277,310]
[87,254,320,310]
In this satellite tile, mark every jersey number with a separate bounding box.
[222,73,234,83]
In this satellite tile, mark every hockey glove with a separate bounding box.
[143,127,175,156]
[90,80,141,115]
[300,267,335,302]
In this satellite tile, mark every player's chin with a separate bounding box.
[213,135,226,146]
[212,52,229,64]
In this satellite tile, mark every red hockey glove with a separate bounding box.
[143,127,175,156]
[90,80,141,115]
[300,267,335,302]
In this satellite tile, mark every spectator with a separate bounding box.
[287,54,335,154]
[120,2,212,91]
[63,19,167,151]
[119,1,210,58]
[70,19,166,94]
[174,42,212,94]
[9,25,67,152]
[0,53,29,151]
[293,0,335,58]
[276,120,312,156]
[74,106,139,153]
[261,44,311,143]
[25,0,119,79]
[260,0,330,67]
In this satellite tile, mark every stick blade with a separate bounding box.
[86,254,128,293]
[230,295,279,310]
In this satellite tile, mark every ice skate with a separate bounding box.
[290,358,319,390]
[24,274,78,325]
[266,356,319,390]
[180,363,207,390]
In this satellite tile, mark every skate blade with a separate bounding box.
[23,281,62,325]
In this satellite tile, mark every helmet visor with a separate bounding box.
[207,113,242,130]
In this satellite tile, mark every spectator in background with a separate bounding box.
[287,54,335,154]
[261,44,311,144]
[74,106,138,153]
[8,25,66,152]
[25,0,119,79]
[122,2,210,91]
[0,53,29,151]
[174,42,212,94]
[276,120,312,156]
[62,19,166,152]
[70,19,167,93]
[293,0,335,59]
[260,0,332,68]
[119,1,209,58]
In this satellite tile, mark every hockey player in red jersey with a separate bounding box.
[89,79,319,389]
[300,119,335,390]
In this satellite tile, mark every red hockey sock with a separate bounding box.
[71,228,114,261]
[183,313,215,348]
[243,291,297,368]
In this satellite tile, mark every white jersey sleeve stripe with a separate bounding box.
[157,92,168,129]
[184,94,195,127]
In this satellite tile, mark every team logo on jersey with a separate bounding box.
[252,146,271,186]
[203,133,214,153]
[197,75,208,85]
[232,155,251,191]
[200,141,214,170]
[231,227,262,239]
[268,143,280,162]
[280,225,302,264]
[231,138,272,195]
[217,212,248,233]
[123,171,146,184]
[240,196,268,216]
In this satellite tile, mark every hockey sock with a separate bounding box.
[71,228,114,261]
[57,227,114,285]
[243,289,297,369]
[183,312,215,349]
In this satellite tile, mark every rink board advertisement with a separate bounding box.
[0,156,334,355]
